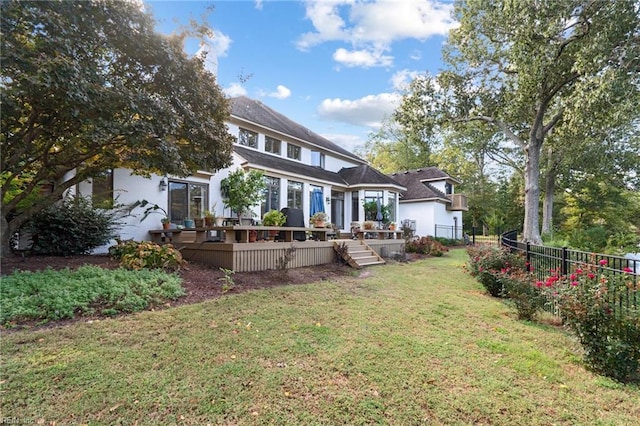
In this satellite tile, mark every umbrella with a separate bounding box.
[376,197,383,228]
[310,189,325,216]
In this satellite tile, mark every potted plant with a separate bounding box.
[389,222,396,231]
[183,218,195,228]
[194,216,204,228]
[363,220,375,230]
[262,209,286,227]
[130,199,170,228]
[220,169,266,223]
[311,211,328,228]
[161,216,171,230]
[262,209,286,240]
[203,210,215,227]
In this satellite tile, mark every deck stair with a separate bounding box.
[333,239,385,268]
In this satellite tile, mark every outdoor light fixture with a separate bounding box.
[325,196,331,205]
[159,177,168,191]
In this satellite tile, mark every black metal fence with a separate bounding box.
[500,231,639,314]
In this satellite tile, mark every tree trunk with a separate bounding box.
[1,216,14,258]
[541,167,555,236]
[522,140,542,244]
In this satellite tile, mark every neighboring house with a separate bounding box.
[389,168,468,239]
[75,96,465,248]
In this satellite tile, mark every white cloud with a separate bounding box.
[223,82,247,97]
[333,47,393,68]
[268,85,292,99]
[297,0,456,67]
[390,69,421,91]
[195,30,232,75]
[317,93,401,129]
[321,132,366,153]
[255,0,263,10]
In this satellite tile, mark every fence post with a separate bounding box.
[472,226,476,245]
[526,242,531,272]
[561,247,568,276]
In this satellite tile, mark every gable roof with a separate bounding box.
[388,168,456,201]
[229,96,365,164]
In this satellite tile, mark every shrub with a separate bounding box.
[109,240,185,271]
[466,245,525,297]
[546,261,640,383]
[499,269,545,320]
[25,195,118,255]
[406,236,449,256]
[1,266,184,325]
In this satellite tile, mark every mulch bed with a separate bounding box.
[1,251,427,331]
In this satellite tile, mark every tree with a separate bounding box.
[220,169,266,221]
[1,0,235,254]
[399,0,639,243]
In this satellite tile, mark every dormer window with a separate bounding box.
[239,128,258,148]
[265,136,281,154]
[445,182,453,195]
[311,151,325,168]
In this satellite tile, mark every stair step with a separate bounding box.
[358,260,385,266]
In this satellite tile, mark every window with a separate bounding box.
[287,180,303,210]
[364,190,383,221]
[261,176,280,216]
[445,182,453,195]
[331,191,344,229]
[387,192,397,223]
[239,128,258,148]
[168,181,208,225]
[265,136,281,154]
[311,151,325,168]
[92,169,113,208]
[351,192,359,222]
[287,143,301,160]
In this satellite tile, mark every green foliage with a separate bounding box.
[1,0,234,250]
[262,209,286,226]
[109,240,185,271]
[465,245,526,297]
[499,269,545,321]
[545,261,640,383]
[218,268,235,293]
[406,236,449,257]
[362,200,391,223]
[1,266,184,325]
[25,196,118,255]
[220,169,266,220]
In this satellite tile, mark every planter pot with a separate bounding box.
[162,222,171,230]
[241,218,253,226]
[249,230,258,242]
[204,217,214,227]
[268,229,279,241]
[194,218,204,228]
[183,219,195,228]
[215,217,224,226]
[389,224,396,231]
[314,220,325,228]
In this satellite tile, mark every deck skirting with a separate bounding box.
[179,239,405,272]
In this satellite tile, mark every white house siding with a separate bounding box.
[398,201,462,239]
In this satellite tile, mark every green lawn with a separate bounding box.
[2,249,638,424]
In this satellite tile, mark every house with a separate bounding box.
[390,168,468,240]
[76,97,465,248]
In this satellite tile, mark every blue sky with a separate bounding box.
[146,0,457,153]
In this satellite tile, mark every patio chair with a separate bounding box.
[279,208,307,241]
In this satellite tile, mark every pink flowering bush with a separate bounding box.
[466,245,526,297]
[545,260,640,383]
[499,268,546,321]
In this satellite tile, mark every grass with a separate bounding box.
[1,249,639,424]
